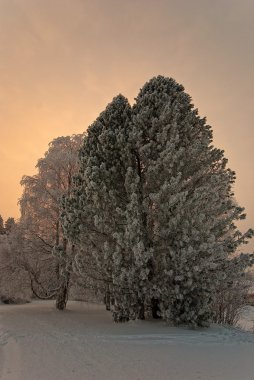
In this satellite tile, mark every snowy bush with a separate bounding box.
[0,234,31,302]
[212,263,254,326]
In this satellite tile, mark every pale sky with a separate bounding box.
[0,0,253,250]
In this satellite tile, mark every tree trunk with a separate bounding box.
[138,298,145,320]
[56,272,70,310]
[151,298,161,319]
[104,287,111,311]
[55,238,70,310]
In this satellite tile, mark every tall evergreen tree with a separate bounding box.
[128,76,253,325]
[63,95,135,320]
[63,76,253,326]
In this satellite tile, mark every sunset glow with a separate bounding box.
[0,0,253,249]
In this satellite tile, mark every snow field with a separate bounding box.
[1,301,254,380]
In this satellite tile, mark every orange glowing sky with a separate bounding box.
[0,0,253,249]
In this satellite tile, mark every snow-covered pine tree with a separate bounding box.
[62,95,137,321]
[128,75,254,326]
[63,76,253,326]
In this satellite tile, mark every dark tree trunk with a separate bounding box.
[56,273,70,310]
[138,298,145,320]
[55,238,70,311]
[104,288,111,311]
[151,298,161,319]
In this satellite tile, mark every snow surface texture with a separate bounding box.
[1,301,254,380]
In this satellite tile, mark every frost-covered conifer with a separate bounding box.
[64,76,253,326]
[129,76,253,326]
[63,95,136,320]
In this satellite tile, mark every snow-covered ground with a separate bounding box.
[1,301,254,380]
